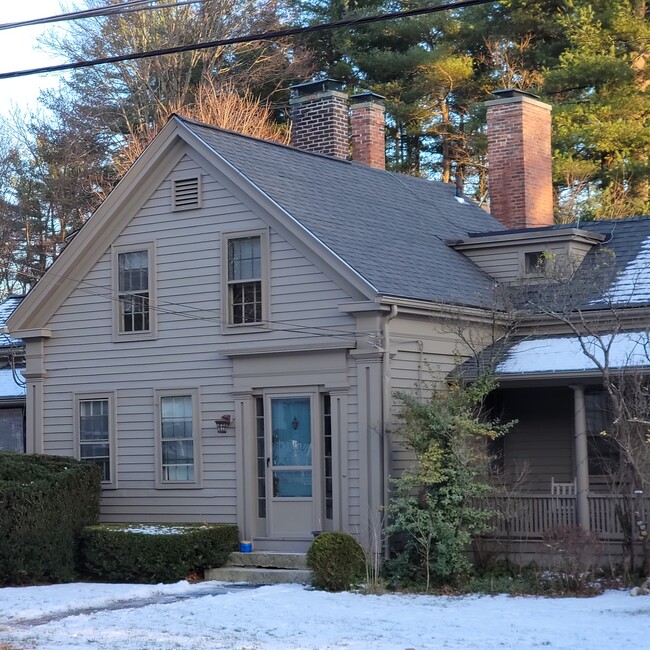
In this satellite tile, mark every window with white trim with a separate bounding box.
[76,395,116,486]
[156,390,200,486]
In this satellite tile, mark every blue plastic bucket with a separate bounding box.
[240,540,253,553]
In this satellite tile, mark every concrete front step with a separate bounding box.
[205,566,312,585]
[226,551,308,570]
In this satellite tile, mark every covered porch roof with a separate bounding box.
[462,330,650,382]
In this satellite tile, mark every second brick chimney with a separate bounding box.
[350,92,386,170]
[290,79,387,169]
[486,89,553,229]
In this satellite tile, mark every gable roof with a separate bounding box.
[180,117,504,307]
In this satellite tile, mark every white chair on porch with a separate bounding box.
[551,477,577,496]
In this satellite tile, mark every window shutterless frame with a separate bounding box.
[74,392,117,488]
[111,242,157,341]
[221,229,270,331]
[154,388,202,488]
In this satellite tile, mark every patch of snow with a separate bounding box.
[116,525,191,535]
[600,235,650,305]
[0,367,24,397]
[497,331,650,375]
[0,582,647,649]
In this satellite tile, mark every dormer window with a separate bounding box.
[524,251,546,276]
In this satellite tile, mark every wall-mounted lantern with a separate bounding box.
[215,414,234,434]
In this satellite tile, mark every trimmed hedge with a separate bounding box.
[79,523,239,583]
[0,452,102,584]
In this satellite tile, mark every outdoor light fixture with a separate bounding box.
[215,414,234,433]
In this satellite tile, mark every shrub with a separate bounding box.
[386,377,512,590]
[79,523,239,583]
[0,452,101,585]
[307,531,366,591]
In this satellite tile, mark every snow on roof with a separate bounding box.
[496,331,650,375]
[0,366,25,398]
[0,295,25,348]
[600,235,650,305]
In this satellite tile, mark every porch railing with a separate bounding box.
[479,493,650,541]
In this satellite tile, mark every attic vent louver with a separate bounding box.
[172,176,201,211]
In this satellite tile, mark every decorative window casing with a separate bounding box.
[172,175,201,211]
[75,393,117,487]
[112,243,156,340]
[155,389,201,488]
[222,230,269,329]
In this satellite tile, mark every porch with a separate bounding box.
[481,493,650,542]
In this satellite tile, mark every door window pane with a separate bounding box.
[273,470,312,497]
[271,398,311,467]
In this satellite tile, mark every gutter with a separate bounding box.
[382,304,398,559]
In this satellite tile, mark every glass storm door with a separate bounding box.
[267,396,316,537]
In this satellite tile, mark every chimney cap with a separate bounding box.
[350,91,386,106]
[291,78,345,98]
[491,88,541,101]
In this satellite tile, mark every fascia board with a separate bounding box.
[178,121,377,303]
[7,120,192,333]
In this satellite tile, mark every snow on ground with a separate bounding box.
[0,581,649,650]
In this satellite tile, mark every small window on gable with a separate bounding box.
[113,243,156,340]
[172,176,201,211]
[119,250,150,332]
[524,251,545,276]
[224,231,269,328]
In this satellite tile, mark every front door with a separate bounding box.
[266,396,319,538]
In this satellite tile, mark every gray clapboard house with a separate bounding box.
[7,83,650,556]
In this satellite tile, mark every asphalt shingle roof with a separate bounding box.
[0,296,24,349]
[182,118,504,308]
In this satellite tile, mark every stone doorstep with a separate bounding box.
[205,566,312,585]
[226,551,308,570]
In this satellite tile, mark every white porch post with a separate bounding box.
[571,385,590,530]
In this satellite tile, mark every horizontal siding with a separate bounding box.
[39,151,359,525]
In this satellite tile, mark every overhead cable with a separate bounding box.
[0,0,497,80]
[0,0,210,32]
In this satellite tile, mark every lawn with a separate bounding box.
[0,581,648,649]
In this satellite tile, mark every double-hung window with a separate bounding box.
[113,243,156,340]
[156,390,201,487]
[224,231,268,327]
[76,394,116,487]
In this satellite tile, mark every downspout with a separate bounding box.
[382,304,398,559]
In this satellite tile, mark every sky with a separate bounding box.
[0,580,649,649]
[0,2,69,118]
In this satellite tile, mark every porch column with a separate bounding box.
[571,385,590,530]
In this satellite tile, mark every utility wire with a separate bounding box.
[0,0,210,32]
[0,0,497,80]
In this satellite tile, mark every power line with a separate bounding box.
[0,0,497,81]
[0,0,210,32]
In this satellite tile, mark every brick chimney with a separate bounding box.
[486,89,553,229]
[290,79,349,159]
[350,91,386,170]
